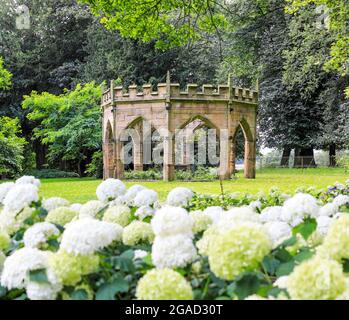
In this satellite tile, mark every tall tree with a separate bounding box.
[0,57,12,91]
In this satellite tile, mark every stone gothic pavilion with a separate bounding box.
[102,74,258,181]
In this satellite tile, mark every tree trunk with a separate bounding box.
[33,140,46,169]
[280,147,291,167]
[329,144,336,167]
[294,148,316,168]
[77,160,82,177]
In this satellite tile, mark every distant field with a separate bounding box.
[34,168,349,203]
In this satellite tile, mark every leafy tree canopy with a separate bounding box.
[79,0,228,49]
[0,116,26,177]
[22,82,102,175]
[0,57,12,91]
[286,0,349,76]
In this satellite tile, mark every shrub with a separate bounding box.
[85,151,103,178]
[25,169,80,179]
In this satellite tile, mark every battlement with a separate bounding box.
[102,81,258,106]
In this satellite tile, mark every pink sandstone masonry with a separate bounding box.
[102,74,258,181]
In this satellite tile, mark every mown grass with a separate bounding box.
[37,168,349,203]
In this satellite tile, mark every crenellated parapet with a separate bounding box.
[101,81,258,107]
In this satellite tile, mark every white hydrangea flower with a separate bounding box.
[96,179,126,202]
[15,176,41,187]
[166,187,194,207]
[333,195,349,207]
[249,200,262,212]
[274,276,289,289]
[319,203,338,217]
[134,189,158,207]
[23,222,60,249]
[203,206,225,223]
[226,207,261,223]
[3,183,39,213]
[0,182,14,204]
[281,193,319,226]
[108,196,127,207]
[42,197,70,212]
[79,200,105,219]
[151,206,193,237]
[316,216,333,236]
[26,277,61,300]
[152,234,197,269]
[134,249,148,260]
[260,206,283,223]
[263,221,292,248]
[60,219,123,255]
[0,206,35,235]
[26,267,62,300]
[0,251,5,271]
[1,248,50,289]
[70,203,82,212]
[123,185,146,206]
[135,206,155,220]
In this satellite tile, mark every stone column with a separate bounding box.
[133,123,143,171]
[163,135,175,181]
[244,139,256,179]
[219,129,232,180]
[231,140,236,176]
[114,138,124,179]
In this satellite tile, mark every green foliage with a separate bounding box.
[124,169,163,180]
[0,117,27,177]
[292,218,317,240]
[85,151,103,178]
[22,82,102,176]
[80,0,227,49]
[25,169,80,179]
[286,0,349,76]
[337,155,349,172]
[0,57,12,91]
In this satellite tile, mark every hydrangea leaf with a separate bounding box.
[276,261,295,277]
[29,269,49,284]
[95,277,129,300]
[292,218,317,240]
[71,289,88,300]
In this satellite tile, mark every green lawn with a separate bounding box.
[37,168,349,203]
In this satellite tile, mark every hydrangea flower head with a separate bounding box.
[79,200,105,219]
[136,268,193,300]
[152,234,197,269]
[96,178,126,202]
[189,211,213,234]
[15,176,41,187]
[151,206,193,237]
[103,205,131,227]
[318,215,349,261]
[122,221,154,246]
[45,207,79,226]
[49,250,99,286]
[3,183,39,213]
[208,222,271,280]
[60,219,123,255]
[166,187,194,207]
[0,182,14,204]
[287,257,345,300]
[281,193,319,226]
[1,248,50,290]
[134,189,158,207]
[23,222,60,249]
[42,197,70,212]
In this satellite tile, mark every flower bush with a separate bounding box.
[0,175,348,300]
